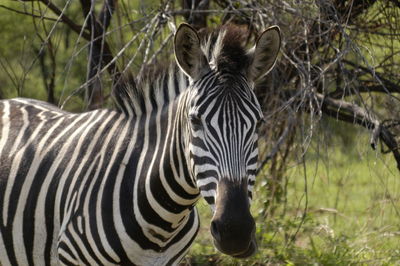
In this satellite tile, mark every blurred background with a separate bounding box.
[0,0,399,264]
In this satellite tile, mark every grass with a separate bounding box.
[183,129,400,265]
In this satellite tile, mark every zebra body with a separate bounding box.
[0,23,281,265]
[0,93,198,265]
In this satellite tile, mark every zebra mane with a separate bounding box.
[113,24,252,117]
[112,65,188,116]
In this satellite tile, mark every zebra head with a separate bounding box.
[174,24,281,258]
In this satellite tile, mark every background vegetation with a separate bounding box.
[1,0,399,264]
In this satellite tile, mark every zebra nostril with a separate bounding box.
[210,220,221,242]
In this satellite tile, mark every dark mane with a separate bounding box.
[113,24,252,116]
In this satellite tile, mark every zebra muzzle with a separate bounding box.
[210,179,257,258]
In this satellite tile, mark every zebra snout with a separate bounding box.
[210,179,257,258]
[210,211,256,258]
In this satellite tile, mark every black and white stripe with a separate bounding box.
[0,23,281,265]
[0,77,199,265]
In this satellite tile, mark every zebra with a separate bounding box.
[0,23,281,265]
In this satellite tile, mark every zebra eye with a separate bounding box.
[189,114,203,129]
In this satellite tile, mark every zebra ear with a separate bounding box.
[248,26,281,82]
[174,23,210,80]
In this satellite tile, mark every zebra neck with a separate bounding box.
[127,97,199,244]
[148,97,199,201]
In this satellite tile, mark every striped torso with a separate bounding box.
[0,97,199,265]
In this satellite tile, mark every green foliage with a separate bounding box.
[0,1,88,109]
[0,0,177,110]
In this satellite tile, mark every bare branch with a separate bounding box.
[316,93,400,170]
[39,0,91,40]
[0,4,59,21]
[181,0,210,29]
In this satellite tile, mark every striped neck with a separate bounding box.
[123,90,199,250]
[145,94,200,210]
